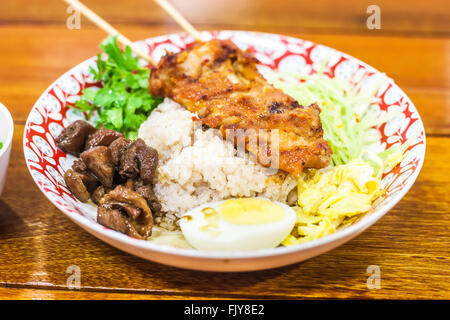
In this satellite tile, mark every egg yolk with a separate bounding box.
[219,198,285,225]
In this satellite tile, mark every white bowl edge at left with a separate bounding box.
[0,102,14,195]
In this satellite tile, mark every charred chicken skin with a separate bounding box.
[149,39,332,176]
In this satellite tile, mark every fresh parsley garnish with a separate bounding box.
[74,36,162,139]
[0,142,3,150]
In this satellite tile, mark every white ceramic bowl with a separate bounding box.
[23,31,426,272]
[0,102,14,196]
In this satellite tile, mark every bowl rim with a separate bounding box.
[0,102,14,159]
[23,30,426,260]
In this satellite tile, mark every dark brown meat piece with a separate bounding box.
[72,158,88,173]
[119,151,138,179]
[56,120,96,156]
[135,140,159,184]
[109,137,132,166]
[97,185,153,239]
[80,146,115,187]
[119,139,158,184]
[58,122,160,233]
[64,168,97,202]
[135,184,162,214]
[92,185,107,205]
[122,179,135,190]
[85,128,124,150]
[98,207,131,235]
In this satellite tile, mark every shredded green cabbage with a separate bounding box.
[266,70,402,166]
[266,68,419,246]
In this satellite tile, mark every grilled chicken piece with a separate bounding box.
[150,39,332,175]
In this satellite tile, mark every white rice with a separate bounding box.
[138,98,297,231]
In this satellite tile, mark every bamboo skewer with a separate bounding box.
[153,0,203,42]
[64,0,156,65]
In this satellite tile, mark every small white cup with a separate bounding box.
[0,103,14,195]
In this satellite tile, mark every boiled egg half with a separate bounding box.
[179,198,296,251]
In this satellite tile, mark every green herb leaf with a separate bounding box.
[106,108,123,130]
[71,35,162,138]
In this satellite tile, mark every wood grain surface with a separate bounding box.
[0,0,449,300]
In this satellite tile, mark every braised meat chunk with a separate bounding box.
[109,137,132,166]
[91,185,109,205]
[118,139,158,184]
[55,121,161,239]
[97,206,130,235]
[135,183,162,213]
[72,158,88,173]
[149,39,332,176]
[80,146,115,187]
[133,139,158,184]
[97,185,154,239]
[56,120,96,156]
[64,168,98,202]
[85,128,124,150]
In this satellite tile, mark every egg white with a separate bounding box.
[179,198,296,251]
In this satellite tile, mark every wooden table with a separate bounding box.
[0,0,449,300]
